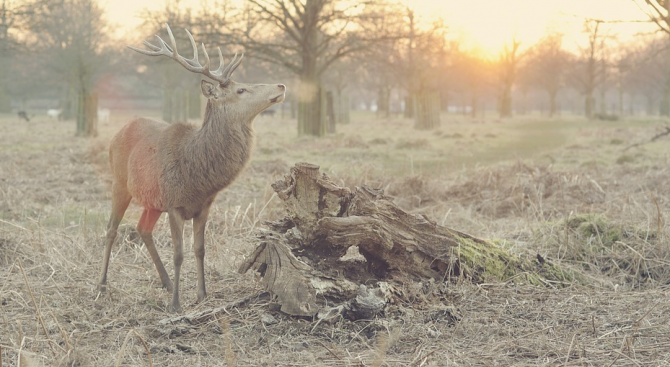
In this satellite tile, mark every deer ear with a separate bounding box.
[200,79,217,98]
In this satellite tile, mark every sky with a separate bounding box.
[100,0,659,56]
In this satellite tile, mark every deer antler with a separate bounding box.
[128,23,244,84]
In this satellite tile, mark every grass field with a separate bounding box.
[1,109,670,366]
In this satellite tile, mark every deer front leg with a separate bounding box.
[192,203,213,303]
[168,209,185,312]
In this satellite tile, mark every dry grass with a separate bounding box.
[1,111,670,366]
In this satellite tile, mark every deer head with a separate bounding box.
[128,23,285,122]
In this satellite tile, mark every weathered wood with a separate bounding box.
[238,233,319,316]
[240,163,577,318]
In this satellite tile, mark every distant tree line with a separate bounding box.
[3,0,670,137]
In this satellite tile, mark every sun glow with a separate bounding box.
[101,0,656,55]
[409,0,655,56]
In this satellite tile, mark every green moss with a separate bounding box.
[453,235,578,285]
[455,235,518,282]
[566,214,621,247]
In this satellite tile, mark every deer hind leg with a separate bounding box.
[168,209,186,312]
[137,208,173,292]
[192,203,213,303]
[98,185,131,292]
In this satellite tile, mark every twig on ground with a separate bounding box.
[316,340,342,361]
[159,292,265,325]
[564,333,577,366]
[51,311,72,351]
[17,258,58,356]
[115,329,153,367]
[623,126,670,152]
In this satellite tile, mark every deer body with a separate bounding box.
[98,24,285,312]
[113,109,252,215]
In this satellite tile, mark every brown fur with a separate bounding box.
[98,79,285,312]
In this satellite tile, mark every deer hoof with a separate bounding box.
[168,302,181,313]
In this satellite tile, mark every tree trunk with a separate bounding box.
[0,48,10,112]
[0,53,10,113]
[60,86,75,121]
[334,90,350,124]
[239,163,579,318]
[326,90,336,134]
[470,90,478,118]
[499,85,512,118]
[585,92,595,119]
[76,90,97,137]
[404,94,414,118]
[0,87,10,113]
[618,84,626,117]
[290,99,296,119]
[377,87,390,119]
[548,90,557,117]
[414,91,440,130]
[85,92,98,137]
[646,94,654,116]
[661,85,670,117]
[297,72,327,136]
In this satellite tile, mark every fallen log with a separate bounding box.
[239,163,578,318]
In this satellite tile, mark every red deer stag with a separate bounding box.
[98,24,285,312]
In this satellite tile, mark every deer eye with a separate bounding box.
[237,88,246,94]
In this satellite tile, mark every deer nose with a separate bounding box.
[278,84,286,90]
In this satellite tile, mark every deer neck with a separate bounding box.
[187,101,255,194]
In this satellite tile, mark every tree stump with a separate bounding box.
[239,163,577,318]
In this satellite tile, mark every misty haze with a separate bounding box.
[2,0,670,366]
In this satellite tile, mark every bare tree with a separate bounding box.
[221,0,396,136]
[402,10,447,129]
[450,50,492,118]
[522,32,571,117]
[26,0,112,136]
[496,37,522,118]
[570,20,610,119]
[634,0,670,33]
[633,1,670,115]
[357,6,446,128]
[624,36,664,114]
[0,0,32,112]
